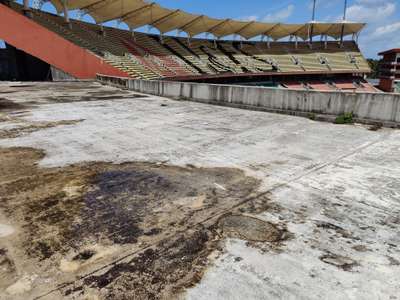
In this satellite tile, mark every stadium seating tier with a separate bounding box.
[10,3,371,85]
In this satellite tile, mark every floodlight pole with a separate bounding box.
[340,0,348,47]
[309,0,317,47]
[312,0,317,21]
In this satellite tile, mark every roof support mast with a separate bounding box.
[62,0,71,29]
[340,0,348,47]
[23,0,32,17]
[23,0,29,10]
[309,0,317,49]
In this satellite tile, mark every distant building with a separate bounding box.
[378,49,400,93]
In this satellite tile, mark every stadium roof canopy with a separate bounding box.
[50,0,365,40]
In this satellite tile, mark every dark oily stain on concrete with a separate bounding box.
[73,250,96,262]
[320,252,359,271]
[9,85,36,88]
[0,119,84,139]
[0,98,27,111]
[352,245,370,252]
[0,147,287,299]
[387,256,400,266]
[80,227,213,299]
[315,221,356,240]
[0,248,17,289]
[71,169,163,246]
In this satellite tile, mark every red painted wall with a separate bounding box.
[0,4,129,79]
[379,78,394,93]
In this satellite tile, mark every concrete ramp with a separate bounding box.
[0,3,128,79]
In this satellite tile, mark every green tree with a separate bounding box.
[367,59,380,79]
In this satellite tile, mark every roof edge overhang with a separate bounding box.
[47,0,366,41]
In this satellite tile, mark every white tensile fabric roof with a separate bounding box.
[50,0,365,40]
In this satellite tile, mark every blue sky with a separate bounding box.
[2,0,400,58]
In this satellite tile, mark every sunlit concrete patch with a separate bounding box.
[0,224,15,238]
[185,238,397,300]
[5,274,37,296]
[186,132,400,300]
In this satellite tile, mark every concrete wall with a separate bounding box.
[395,81,400,94]
[51,66,76,81]
[97,75,400,127]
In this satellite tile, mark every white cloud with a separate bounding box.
[356,0,389,5]
[307,0,342,11]
[239,4,295,23]
[339,0,398,57]
[372,22,400,37]
[240,15,258,22]
[240,0,398,58]
[262,5,295,22]
[346,1,396,23]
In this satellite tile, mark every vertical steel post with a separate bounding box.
[309,0,317,45]
[312,0,317,21]
[131,28,136,41]
[62,0,71,28]
[100,24,106,36]
[340,0,348,47]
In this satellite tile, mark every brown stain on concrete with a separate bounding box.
[218,215,287,242]
[0,82,290,299]
[0,98,27,111]
[0,147,288,299]
[0,248,17,289]
[0,120,84,139]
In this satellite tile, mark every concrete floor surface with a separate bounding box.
[0,81,399,300]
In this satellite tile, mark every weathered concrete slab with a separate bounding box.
[0,81,399,300]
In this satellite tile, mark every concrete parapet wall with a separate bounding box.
[97,74,400,127]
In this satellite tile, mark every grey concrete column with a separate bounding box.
[23,0,29,10]
[23,0,32,18]
[62,0,72,29]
